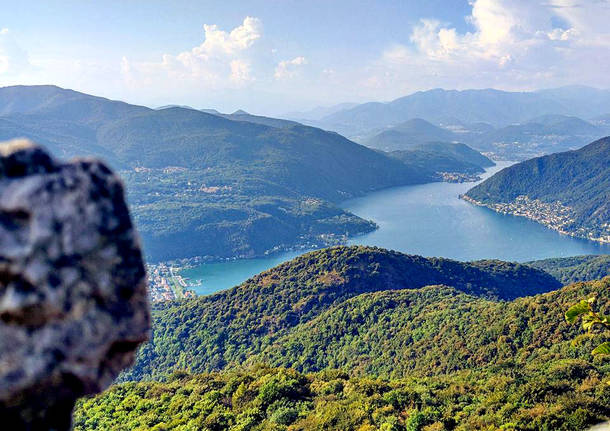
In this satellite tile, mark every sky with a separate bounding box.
[1,0,609,114]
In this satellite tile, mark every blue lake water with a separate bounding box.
[182,161,610,295]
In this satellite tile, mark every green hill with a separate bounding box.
[253,279,608,378]
[527,255,610,285]
[104,109,432,260]
[388,142,494,176]
[77,276,610,431]
[123,246,561,381]
[464,137,610,243]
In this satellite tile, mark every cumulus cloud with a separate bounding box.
[369,0,610,95]
[122,17,263,90]
[229,59,253,84]
[274,56,307,79]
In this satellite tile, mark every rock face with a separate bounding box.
[0,140,150,430]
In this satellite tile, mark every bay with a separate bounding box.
[182,161,610,295]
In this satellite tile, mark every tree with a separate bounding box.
[565,296,610,356]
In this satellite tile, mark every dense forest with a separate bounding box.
[528,255,610,285]
[75,277,610,430]
[123,246,561,380]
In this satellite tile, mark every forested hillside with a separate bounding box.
[253,280,608,378]
[76,277,610,431]
[388,142,494,176]
[528,255,610,285]
[464,137,610,243]
[123,246,561,380]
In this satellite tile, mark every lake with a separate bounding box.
[182,161,610,295]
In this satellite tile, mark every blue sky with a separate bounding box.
[1,0,609,114]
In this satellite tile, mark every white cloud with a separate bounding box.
[274,56,307,80]
[122,17,263,90]
[229,59,253,85]
[368,0,610,96]
[177,16,261,62]
[547,27,579,41]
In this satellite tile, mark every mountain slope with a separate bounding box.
[0,84,148,126]
[527,255,610,285]
[464,137,610,243]
[76,309,610,431]
[220,110,300,128]
[82,248,609,430]
[96,107,431,200]
[123,246,561,380]
[362,118,457,150]
[0,86,440,261]
[388,142,495,177]
[254,277,609,378]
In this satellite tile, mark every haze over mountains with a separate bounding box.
[309,86,610,132]
[293,87,610,160]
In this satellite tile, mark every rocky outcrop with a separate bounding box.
[0,140,149,430]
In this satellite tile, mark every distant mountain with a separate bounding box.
[124,245,561,381]
[464,137,610,243]
[362,118,457,150]
[318,87,610,138]
[0,85,438,261]
[591,113,610,128]
[0,85,148,126]
[526,114,601,133]
[535,86,610,118]
[199,108,221,115]
[362,113,607,161]
[472,114,604,157]
[159,106,300,129]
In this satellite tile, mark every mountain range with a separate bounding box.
[309,86,610,136]
[359,115,609,160]
[0,85,494,261]
[464,137,610,243]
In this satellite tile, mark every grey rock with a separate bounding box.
[0,140,150,430]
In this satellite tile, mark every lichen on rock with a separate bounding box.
[0,140,150,430]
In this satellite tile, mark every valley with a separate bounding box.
[5,4,610,431]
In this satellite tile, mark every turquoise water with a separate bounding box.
[182,161,610,295]
[180,250,312,296]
